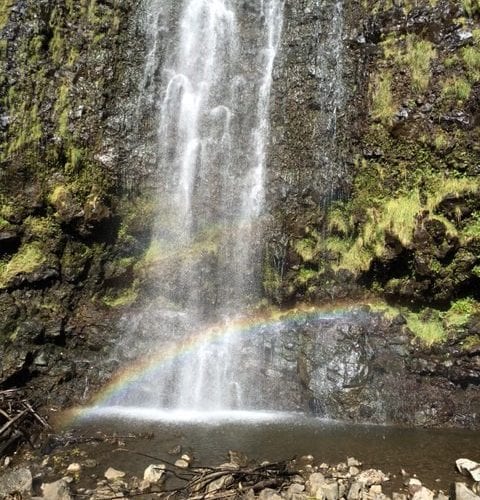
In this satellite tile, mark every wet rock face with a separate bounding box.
[242,309,479,428]
[0,0,151,404]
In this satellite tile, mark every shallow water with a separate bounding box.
[67,409,480,491]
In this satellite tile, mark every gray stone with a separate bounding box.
[41,479,73,500]
[287,482,307,500]
[175,458,189,468]
[392,494,407,500]
[457,459,480,482]
[348,458,362,467]
[408,478,423,495]
[206,474,234,494]
[317,481,339,500]
[357,469,389,486]
[307,472,326,494]
[455,483,480,500]
[258,488,283,500]
[143,464,166,484]
[0,468,32,497]
[348,481,364,500]
[104,467,126,480]
[412,487,434,500]
[66,463,81,473]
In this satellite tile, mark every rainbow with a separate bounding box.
[63,302,363,425]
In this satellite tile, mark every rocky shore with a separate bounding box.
[1,437,479,500]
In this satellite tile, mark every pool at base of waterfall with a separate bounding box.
[58,410,480,491]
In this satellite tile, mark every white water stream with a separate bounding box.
[113,0,285,412]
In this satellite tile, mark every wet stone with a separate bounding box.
[0,468,32,497]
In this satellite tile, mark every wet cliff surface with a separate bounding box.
[0,0,478,430]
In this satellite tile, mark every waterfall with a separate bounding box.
[112,0,285,412]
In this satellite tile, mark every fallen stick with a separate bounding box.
[0,409,28,437]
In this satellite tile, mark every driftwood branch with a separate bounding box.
[0,389,51,458]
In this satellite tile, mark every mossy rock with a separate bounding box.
[61,240,93,283]
[0,242,59,289]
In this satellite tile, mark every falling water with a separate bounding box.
[315,0,347,202]
[113,0,284,412]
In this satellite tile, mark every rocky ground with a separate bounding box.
[0,439,479,500]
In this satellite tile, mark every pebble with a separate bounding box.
[104,467,126,480]
[408,478,423,495]
[41,479,73,500]
[347,458,362,467]
[66,463,81,473]
[175,458,190,469]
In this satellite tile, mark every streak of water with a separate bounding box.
[118,0,285,412]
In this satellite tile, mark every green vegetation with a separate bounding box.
[403,36,436,92]
[405,312,446,345]
[103,285,139,308]
[24,216,61,241]
[372,298,480,346]
[0,0,13,29]
[0,243,46,287]
[327,175,479,275]
[371,72,396,126]
[442,76,472,101]
[445,298,479,327]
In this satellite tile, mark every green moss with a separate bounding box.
[48,185,70,207]
[103,285,139,308]
[263,252,282,299]
[445,298,479,327]
[0,243,46,287]
[294,238,318,263]
[24,216,61,240]
[371,71,396,126]
[296,268,317,285]
[405,312,446,345]
[462,335,480,350]
[442,76,472,102]
[462,45,480,81]
[0,0,13,29]
[403,36,436,92]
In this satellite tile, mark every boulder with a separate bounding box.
[143,464,166,484]
[41,479,73,500]
[455,483,480,500]
[457,459,480,482]
[0,468,32,497]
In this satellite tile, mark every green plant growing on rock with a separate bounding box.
[405,312,446,345]
[103,284,139,308]
[371,72,396,126]
[403,36,436,92]
[0,0,13,29]
[442,76,472,102]
[0,243,47,288]
[445,298,479,327]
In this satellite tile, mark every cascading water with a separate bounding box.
[107,0,285,413]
